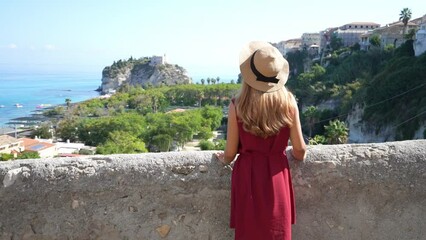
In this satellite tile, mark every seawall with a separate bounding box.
[0,140,425,239]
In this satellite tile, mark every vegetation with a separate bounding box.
[287,14,425,143]
[27,13,424,153]
[1,152,40,161]
[49,83,240,153]
[399,8,412,35]
[198,139,225,150]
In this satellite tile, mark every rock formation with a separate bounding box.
[101,57,192,94]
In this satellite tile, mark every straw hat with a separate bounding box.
[239,41,289,92]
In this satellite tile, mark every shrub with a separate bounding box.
[198,140,215,150]
[0,153,13,161]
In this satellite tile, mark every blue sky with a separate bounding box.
[0,0,425,81]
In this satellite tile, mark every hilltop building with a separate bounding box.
[335,22,380,47]
[271,39,302,56]
[271,41,286,56]
[319,27,337,52]
[150,54,167,66]
[414,14,426,56]
[301,33,321,57]
[372,21,418,48]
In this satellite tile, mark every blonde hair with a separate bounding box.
[235,83,296,138]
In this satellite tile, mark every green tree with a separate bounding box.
[351,43,361,51]
[200,106,223,130]
[196,90,205,107]
[404,28,416,40]
[330,35,344,51]
[369,34,381,48]
[303,106,320,137]
[399,8,412,35]
[324,120,349,144]
[237,73,242,84]
[30,122,53,139]
[43,106,65,117]
[201,78,205,85]
[96,131,147,154]
[65,98,72,109]
[56,116,80,142]
[151,134,173,152]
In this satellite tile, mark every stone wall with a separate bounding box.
[0,140,425,240]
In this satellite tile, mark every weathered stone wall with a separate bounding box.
[0,140,425,240]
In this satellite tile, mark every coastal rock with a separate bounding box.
[101,57,192,94]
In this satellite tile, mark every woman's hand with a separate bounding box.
[214,152,229,165]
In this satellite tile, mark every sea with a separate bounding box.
[0,73,101,127]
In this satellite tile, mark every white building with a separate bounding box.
[20,138,57,158]
[414,15,426,56]
[301,33,321,48]
[150,55,167,66]
[336,22,380,47]
[0,135,23,156]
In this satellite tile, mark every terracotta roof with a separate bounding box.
[19,138,55,152]
[344,22,380,26]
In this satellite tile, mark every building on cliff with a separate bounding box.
[372,21,418,48]
[149,55,167,66]
[335,22,380,47]
[414,14,426,56]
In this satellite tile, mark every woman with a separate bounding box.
[216,41,306,240]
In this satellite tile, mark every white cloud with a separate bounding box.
[44,44,57,51]
[7,43,17,49]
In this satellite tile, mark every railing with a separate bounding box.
[0,140,425,239]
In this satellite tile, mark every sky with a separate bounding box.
[0,0,425,81]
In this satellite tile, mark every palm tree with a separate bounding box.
[196,90,204,107]
[65,98,72,109]
[303,106,319,137]
[324,119,349,144]
[200,78,205,85]
[399,8,412,35]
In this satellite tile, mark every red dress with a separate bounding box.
[230,115,296,240]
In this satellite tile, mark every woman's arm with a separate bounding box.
[289,100,306,161]
[216,101,239,165]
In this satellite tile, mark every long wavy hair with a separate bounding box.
[235,82,296,138]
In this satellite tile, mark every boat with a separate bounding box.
[36,103,52,109]
[0,105,4,108]
[14,103,23,108]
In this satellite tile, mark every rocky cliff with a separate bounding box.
[101,58,192,94]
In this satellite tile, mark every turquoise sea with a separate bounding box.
[0,73,101,127]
